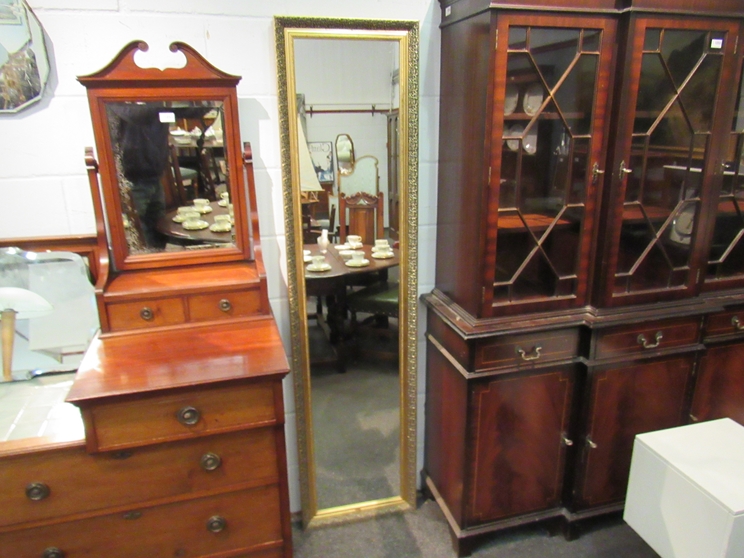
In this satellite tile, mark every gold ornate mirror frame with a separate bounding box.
[274,16,418,526]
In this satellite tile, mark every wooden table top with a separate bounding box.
[66,317,289,405]
[157,201,235,244]
[303,243,400,282]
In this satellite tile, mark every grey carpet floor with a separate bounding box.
[292,500,659,558]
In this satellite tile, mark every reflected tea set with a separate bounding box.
[306,233,394,272]
[172,192,233,233]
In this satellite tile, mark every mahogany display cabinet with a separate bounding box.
[423,0,744,555]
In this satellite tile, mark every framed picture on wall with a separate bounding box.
[308,141,334,184]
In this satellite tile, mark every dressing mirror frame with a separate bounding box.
[274,17,419,525]
[78,41,253,272]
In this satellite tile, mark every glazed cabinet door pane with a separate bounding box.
[490,15,615,314]
[465,366,575,526]
[574,356,693,508]
[690,344,744,425]
[601,17,739,305]
[703,55,744,290]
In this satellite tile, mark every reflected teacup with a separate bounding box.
[193,198,209,207]
[214,214,231,224]
[375,238,390,249]
[311,255,326,268]
[338,249,354,260]
[350,250,365,263]
[347,235,362,246]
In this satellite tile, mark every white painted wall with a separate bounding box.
[1,0,441,513]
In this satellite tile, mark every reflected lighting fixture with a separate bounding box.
[0,287,53,382]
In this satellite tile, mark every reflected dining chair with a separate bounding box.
[338,191,384,245]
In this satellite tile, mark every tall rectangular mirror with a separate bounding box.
[275,17,419,526]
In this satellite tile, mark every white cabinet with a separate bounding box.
[624,418,744,558]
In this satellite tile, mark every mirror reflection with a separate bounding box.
[105,100,234,254]
[335,133,355,175]
[295,37,402,511]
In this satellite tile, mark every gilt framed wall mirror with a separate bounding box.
[78,41,253,272]
[275,17,418,525]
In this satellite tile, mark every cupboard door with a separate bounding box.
[466,367,575,525]
[602,17,739,305]
[488,15,615,314]
[691,343,744,425]
[575,356,693,508]
[703,50,744,290]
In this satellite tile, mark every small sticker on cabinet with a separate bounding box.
[445,6,452,16]
[159,111,176,123]
[711,38,723,49]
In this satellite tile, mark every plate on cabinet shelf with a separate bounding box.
[523,127,537,154]
[504,84,519,115]
[523,83,544,116]
[505,124,523,152]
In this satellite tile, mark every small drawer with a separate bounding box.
[84,381,279,452]
[107,297,185,331]
[0,484,285,558]
[0,428,279,530]
[475,328,580,370]
[189,289,262,322]
[705,309,744,341]
[594,317,700,360]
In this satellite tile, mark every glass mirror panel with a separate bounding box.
[497,25,600,305]
[275,18,418,526]
[104,100,234,255]
[0,0,50,113]
[335,133,355,175]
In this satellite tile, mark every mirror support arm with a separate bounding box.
[84,147,111,331]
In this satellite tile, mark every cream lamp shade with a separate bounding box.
[297,115,323,198]
[0,287,53,382]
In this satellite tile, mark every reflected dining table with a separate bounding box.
[303,243,400,371]
[157,200,234,245]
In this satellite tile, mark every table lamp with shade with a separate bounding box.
[0,287,53,382]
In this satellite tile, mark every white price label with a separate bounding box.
[159,111,176,123]
[711,38,723,50]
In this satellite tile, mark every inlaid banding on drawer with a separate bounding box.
[594,318,700,360]
[476,329,580,370]
[705,309,744,340]
[107,297,185,331]
[0,428,278,530]
[86,382,278,452]
[0,484,284,558]
[189,289,262,322]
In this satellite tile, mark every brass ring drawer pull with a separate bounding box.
[219,299,232,312]
[43,548,65,558]
[176,406,201,426]
[200,452,222,471]
[732,316,744,331]
[637,331,663,349]
[26,482,50,501]
[207,515,227,533]
[515,345,542,361]
[140,307,154,321]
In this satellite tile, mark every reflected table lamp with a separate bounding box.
[0,287,53,382]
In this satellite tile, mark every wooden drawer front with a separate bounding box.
[0,485,285,558]
[0,428,278,530]
[476,329,579,370]
[705,309,744,340]
[107,297,185,331]
[594,318,700,360]
[87,382,278,452]
[189,289,262,322]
